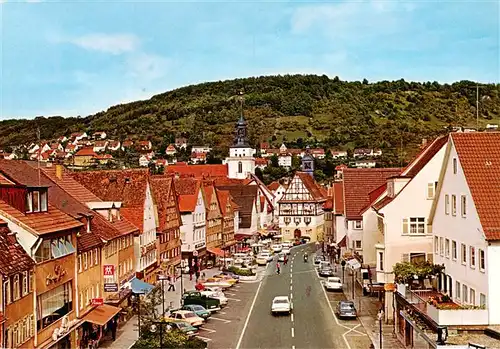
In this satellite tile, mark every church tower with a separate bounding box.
[301,146,315,177]
[226,92,256,179]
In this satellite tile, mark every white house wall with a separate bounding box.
[137,182,157,272]
[432,142,490,318]
[362,208,381,266]
[487,242,500,324]
[380,145,446,283]
[334,215,346,244]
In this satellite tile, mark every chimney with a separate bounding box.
[55,163,63,180]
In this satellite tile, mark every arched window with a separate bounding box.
[238,161,243,173]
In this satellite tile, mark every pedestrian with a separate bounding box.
[110,319,117,341]
[284,255,288,265]
[276,262,280,274]
[167,276,175,291]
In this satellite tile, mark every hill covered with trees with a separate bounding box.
[1,75,498,163]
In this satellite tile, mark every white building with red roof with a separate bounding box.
[165,144,177,156]
[428,132,500,326]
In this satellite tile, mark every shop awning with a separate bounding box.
[207,248,225,257]
[127,277,155,295]
[82,304,121,326]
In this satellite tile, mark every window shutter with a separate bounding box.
[402,218,409,234]
[427,183,434,199]
[427,253,433,264]
[401,253,410,262]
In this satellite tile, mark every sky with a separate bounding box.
[0,0,499,119]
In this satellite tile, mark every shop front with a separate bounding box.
[78,304,122,349]
[207,248,225,268]
[136,261,159,285]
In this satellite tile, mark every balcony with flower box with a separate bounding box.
[397,284,489,327]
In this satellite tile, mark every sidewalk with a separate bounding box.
[343,267,404,349]
[100,268,222,349]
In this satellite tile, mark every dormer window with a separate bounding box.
[26,189,48,213]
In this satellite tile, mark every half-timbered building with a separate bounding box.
[278,150,327,242]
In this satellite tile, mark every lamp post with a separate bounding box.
[150,321,169,349]
[158,275,168,317]
[352,268,355,300]
[377,309,384,349]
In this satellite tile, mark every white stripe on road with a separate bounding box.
[291,327,295,337]
[235,280,263,349]
[292,346,295,349]
[199,328,216,333]
[220,312,227,314]
[196,336,212,342]
[290,285,293,291]
[290,293,293,300]
[290,279,293,285]
[291,313,294,322]
[210,317,231,323]
[227,297,241,302]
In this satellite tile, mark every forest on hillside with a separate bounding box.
[1,75,498,163]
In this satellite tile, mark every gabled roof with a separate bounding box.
[267,181,280,191]
[436,132,500,240]
[401,135,448,177]
[216,189,232,216]
[216,185,258,228]
[332,182,344,215]
[342,168,401,220]
[0,222,35,275]
[166,164,228,178]
[75,147,97,157]
[296,172,327,202]
[174,178,201,213]
[77,229,103,252]
[150,176,181,232]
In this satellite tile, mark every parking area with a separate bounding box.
[314,254,373,348]
[195,281,261,348]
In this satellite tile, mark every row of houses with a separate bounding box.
[0,160,274,349]
[327,132,500,347]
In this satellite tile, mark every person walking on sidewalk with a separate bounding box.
[167,275,175,291]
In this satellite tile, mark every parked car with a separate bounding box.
[271,244,283,253]
[324,277,343,291]
[319,267,335,277]
[202,278,233,289]
[271,296,293,315]
[319,261,332,269]
[164,320,198,336]
[168,310,204,327]
[336,301,357,319]
[256,255,269,265]
[314,255,325,264]
[200,287,228,307]
[181,304,211,320]
[282,247,291,255]
[182,291,221,312]
[277,252,286,262]
[260,251,273,262]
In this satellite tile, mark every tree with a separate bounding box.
[270,154,279,168]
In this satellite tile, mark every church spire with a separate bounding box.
[233,91,249,147]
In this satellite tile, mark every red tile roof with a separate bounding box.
[150,176,181,232]
[166,164,228,178]
[255,158,268,165]
[267,181,280,191]
[0,173,14,185]
[0,223,35,275]
[296,172,327,202]
[332,182,344,215]
[75,147,98,157]
[451,132,500,240]
[174,177,201,213]
[216,190,231,215]
[0,200,82,235]
[342,168,401,219]
[216,185,257,228]
[401,135,448,177]
[323,196,333,210]
[77,229,103,252]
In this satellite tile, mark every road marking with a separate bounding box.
[199,328,216,333]
[291,327,295,337]
[290,285,293,291]
[290,279,293,285]
[320,279,353,349]
[196,336,212,342]
[227,297,241,302]
[292,346,295,349]
[210,317,231,323]
[343,324,367,336]
[291,313,294,322]
[290,293,293,300]
[235,280,263,349]
[220,312,227,314]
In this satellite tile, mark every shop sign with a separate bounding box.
[103,265,115,276]
[46,262,67,286]
[91,298,104,306]
[104,283,119,292]
[193,250,199,257]
[195,242,205,249]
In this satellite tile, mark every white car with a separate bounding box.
[256,255,268,266]
[201,287,228,306]
[324,276,343,291]
[260,251,273,262]
[277,252,286,262]
[271,244,283,253]
[271,296,293,315]
[201,280,232,289]
[282,247,291,255]
[282,242,293,249]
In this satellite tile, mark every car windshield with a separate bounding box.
[184,312,197,318]
[340,303,355,310]
[328,278,340,282]
[274,299,289,304]
[193,305,204,311]
[176,322,189,328]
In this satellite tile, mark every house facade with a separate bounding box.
[203,183,224,264]
[217,190,237,255]
[429,132,500,325]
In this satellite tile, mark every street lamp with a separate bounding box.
[158,274,168,317]
[150,321,170,349]
[377,309,384,349]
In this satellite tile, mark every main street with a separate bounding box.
[237,244,365,349]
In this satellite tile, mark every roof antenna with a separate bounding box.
[37,127,41,186]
